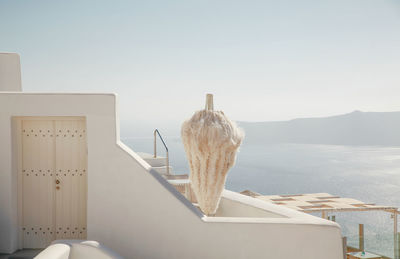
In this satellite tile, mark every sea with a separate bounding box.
[122,136,400,258]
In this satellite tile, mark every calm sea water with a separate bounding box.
[122,137,400,258]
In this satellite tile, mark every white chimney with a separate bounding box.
[0,52,22,91]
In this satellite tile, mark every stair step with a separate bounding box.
[164,174,189,180]
[151,166,173,175]
[144,157,168,167]
[137,152,167,167]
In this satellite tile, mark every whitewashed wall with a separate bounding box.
[0,53,22,92]
[0,93,343,258]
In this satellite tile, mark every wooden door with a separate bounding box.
[18,117,87,248]
[54,120,87,240]
[20,120,56,248]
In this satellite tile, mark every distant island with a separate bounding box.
[239,111,400,146]
[121,110,400,146]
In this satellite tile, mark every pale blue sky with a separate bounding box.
[1,0,400,124]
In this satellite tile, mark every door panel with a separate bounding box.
[55,120,87,240]
[19,117,87,248]
[21,120,55,248]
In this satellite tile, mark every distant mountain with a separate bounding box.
[120,120,181,139]
[239,111,400,146]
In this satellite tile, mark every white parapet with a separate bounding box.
[0,53,22,92]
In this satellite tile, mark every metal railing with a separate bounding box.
[341,222,400,259]
[153,129,169,174]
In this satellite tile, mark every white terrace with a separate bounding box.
[0,53,344,259]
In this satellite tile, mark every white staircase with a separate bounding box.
[138,151,196,202]
[137,152,174,175]
[137,129,196,202]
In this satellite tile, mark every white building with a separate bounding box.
[0,53,344,258]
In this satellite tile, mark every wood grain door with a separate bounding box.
[54,119,87,240]
[18,117,87,248]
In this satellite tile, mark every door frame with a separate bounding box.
[13,116,87,249]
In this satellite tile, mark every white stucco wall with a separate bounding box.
[216,191,288,218]
[0,93,343,258]
[0,53,22,92]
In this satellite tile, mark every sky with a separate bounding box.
[1,0,400,126]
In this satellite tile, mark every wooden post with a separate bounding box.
[396,232,400,259]
[322,211,327,219]
[359,224,364,252]
[342,236,347,259]
[205,94,214,111]
[395,211,398,259]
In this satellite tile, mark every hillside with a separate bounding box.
[239,111,400,146]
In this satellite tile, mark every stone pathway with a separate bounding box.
[0,249,42,259]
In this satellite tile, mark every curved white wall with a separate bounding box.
[0,93,343,258]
